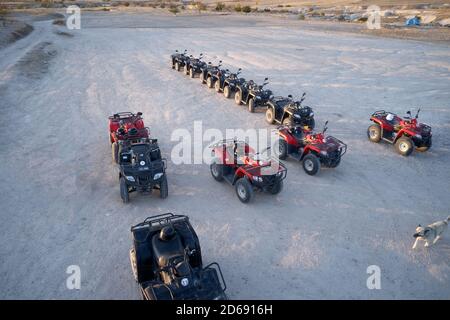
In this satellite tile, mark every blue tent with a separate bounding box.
[405,16,421,26]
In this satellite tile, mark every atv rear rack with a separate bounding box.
[109,112,141,120]
[131,213,188,232]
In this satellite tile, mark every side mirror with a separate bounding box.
[264,77,269,81]
[302,92,306,98]
[406,111,411,116]
[175,50,178,53]
[288,94,293,99]
[208,62,212,65]
[238,68,242,71]
[324,120,329,127]
[416,108,421,119]
[137,112,143,116]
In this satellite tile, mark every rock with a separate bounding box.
[420,15,436,24]
[438,18,450,27]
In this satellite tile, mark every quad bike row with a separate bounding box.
[171,50,432,158]
[171,50,316,128]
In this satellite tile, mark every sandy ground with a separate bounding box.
[0,12,450,299]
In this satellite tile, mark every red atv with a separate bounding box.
[367,109,432,156]
[109,112,150,163]
[274,121,347,175]
[209,139,287,203]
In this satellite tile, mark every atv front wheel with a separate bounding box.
[159,175,168,199]
[248,98,255,113]
[395,137,414,156]
[184,65,189,75]
[269,180,283,195]
[302,153,320,175]
[189,68,195,78]
[282,117,293,126]
[234,90,242,105]
[120,177,130,203]
[206,76,214,88]
[175,62,180,71]
[274,139,288,160]
[200,72,205,83]
[367,124,381,143]
[265,108,275,124]
[235,177,253,203]
[210,161,224,181]
[214,80,221,92]
[416,139,432,152]
[112,142,119,164]
[223,85,231,98]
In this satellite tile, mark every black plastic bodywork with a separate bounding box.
[130,213,227,300]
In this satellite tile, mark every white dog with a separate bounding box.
[412,216,450,249]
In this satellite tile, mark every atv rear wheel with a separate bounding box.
[269,180,283,195]
[274,139,288,160]
[159,175,168,199]
[189,68,195,78]
[234,90,242,105]
[395,137,414,156]
[184,65,189,75]
[200,72,205,83]
[302,153,320,175]
[206,76,214,88]
[265,108,275,124]
[175,62,180,71]
[223,85,231,98]
[129,248,138,282]
[210,160,224,181]
[120,176,130,203]
[112,142,119,164]
[235,177,253,203]
[248,98,255,113]
[367,124,381,143]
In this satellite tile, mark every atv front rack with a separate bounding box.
[205,262,227,294]
[243,158,288,181]
[326,136,348,157]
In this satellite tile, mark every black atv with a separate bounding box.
[129,213,228,300]
[171,49,189,71]
[200,60,222,88]
[118,139,168,203]
[266,93,315,128]
[234,77,273,113]
[183,53,206,78]
[214,68,245,99]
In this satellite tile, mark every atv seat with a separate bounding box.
[152,231,185,269]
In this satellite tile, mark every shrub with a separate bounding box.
[242,5,251,13]
[123,2,130,7]
[234,4,241,12]
[215,2,225,11]
[298,13,305,20]
[196,1,207,11]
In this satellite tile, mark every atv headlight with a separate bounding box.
[252,176,263,182]
[320,150,328,156]
[310,112,314,117]
[256,96,261,100]
[294,114,301,119]
[414,134,422,139]
[153,172,164,180]
[125,176,135,182]
[139,160,146,166]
